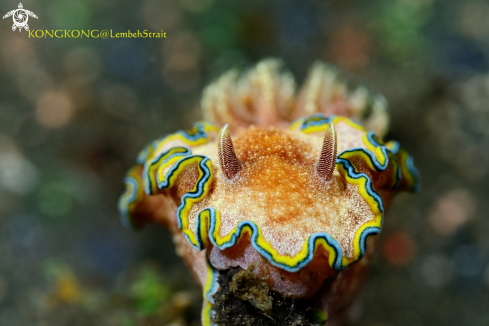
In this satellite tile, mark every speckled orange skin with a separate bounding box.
[119,60,419,325]
[128,124,396,323]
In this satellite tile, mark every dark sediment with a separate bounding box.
[211,266,325,326]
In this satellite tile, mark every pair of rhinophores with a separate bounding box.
[119,60,419,325]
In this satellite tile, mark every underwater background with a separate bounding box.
[1,0,488,325]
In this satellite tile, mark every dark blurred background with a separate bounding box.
[1,0,488,325]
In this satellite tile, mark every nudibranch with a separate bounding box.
[118,60,419,325]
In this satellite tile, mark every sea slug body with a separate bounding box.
[118,60,419,326]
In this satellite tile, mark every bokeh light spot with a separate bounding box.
[36,91,73,128]
[108,41,148,77]
[381,231,416,267]
[142,0,182,31]
[162,32,201,73]
[451,245,483,277]
[16,64,54,102]
[412,254,452,288]
[429,189,474,236]
[0,135,38,195]
[37,182,74,218]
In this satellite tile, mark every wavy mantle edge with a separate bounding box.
[118,115,420,274]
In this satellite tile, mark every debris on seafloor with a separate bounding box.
[118,59,420,325]
[39,259,200,326]
[43,259,82,308]
[213,264,324,326]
